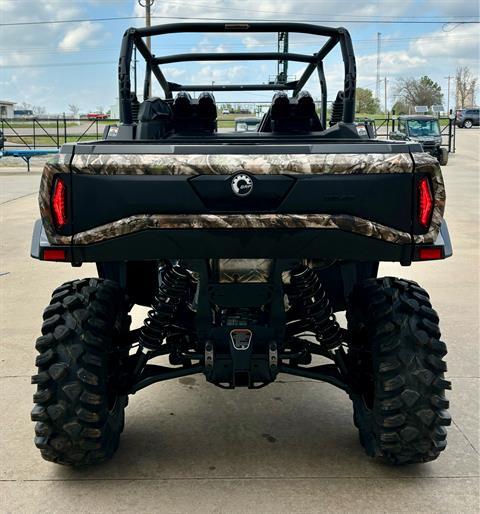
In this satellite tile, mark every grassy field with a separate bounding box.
[2,121,79,129]
[5,135,100,147]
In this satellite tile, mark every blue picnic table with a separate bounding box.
[0,148,59,171]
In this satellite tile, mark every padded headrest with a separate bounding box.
[270,91,322,133]
[197,92,217,120]
[172,92,217,134]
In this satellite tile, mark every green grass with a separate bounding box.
[5,135,102,147]
[2,121,79,129]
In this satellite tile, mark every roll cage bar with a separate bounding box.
[119,22,357,127]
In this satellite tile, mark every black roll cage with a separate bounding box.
[119,22,357,127]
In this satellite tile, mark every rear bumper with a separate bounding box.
[31,219,452,264]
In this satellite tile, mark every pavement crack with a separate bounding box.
[0,374,31,379]
[452,419,479,456]
[0,191,37,205]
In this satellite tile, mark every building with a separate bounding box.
[14,108,34,117]
[0,100,15,118]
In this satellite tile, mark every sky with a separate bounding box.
[0,0,479,115]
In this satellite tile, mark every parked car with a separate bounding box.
[222,109,230,115]
[234,116,261,131]
[456,108,479,128]
[86,112,109,120]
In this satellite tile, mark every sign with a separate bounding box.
[414,106,428,113]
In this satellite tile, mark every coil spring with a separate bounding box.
[286,265,342,350]
[139,264,193,350]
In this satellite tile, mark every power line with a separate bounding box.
[151,0,479,19]
[2,33,477,55]
[1,14,479,27]
[1,61,118,69]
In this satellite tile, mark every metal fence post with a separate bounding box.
[33,119,36,149]
[453,119,456,154]
[56,118,60,148]
[447,109,453,154]
[63,114,67,144]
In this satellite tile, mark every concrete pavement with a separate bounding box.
[0,132,478,513]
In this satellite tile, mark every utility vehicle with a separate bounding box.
[391,115,448,165]
[31,22,452,467]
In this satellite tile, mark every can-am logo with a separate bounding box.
[231,173,253,197]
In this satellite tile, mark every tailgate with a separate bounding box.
[39,143,443,249]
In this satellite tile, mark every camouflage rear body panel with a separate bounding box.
[40,150,444,247]
[70,152,413,176]
[71,213,411,245]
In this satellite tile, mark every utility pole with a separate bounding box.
[138,0,155,97]
[376,32,381,101]
[384,77,388,114]
[444,75,454,113]
[277,32,289,84]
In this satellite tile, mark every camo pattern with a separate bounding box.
[41,151,445,246]
[412,152,446,244]
[38,153,71,245]
[70,152,414,176]
[71,213,412,245]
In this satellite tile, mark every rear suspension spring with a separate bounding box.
[139,263,194,350]
[286,265,342,350]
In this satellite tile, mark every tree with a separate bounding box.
[32,105,46,116]
[456,66,477,108]
[355,87,381,114]
[68,104,80,118]
[396,76,443,111]
[392,100,408,115]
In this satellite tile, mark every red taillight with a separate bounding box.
[418,248,442,260]
[52,177,68,228]
[43,249,66,261]
[418,177,433,228]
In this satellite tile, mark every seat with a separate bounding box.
[136,97,173,139]
[172,92,217,134]
[269,91,323,133]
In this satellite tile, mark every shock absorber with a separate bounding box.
[286,265,342,350]
[139,263,194,350]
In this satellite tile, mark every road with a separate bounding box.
[0,132,478,513]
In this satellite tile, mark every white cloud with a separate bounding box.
[58,22,104,51]
[190,37,228,54]
[424,0,479,17]
[195,64,247,83]
[163,66,187,79]
[146,0,416,23]
[412,25,480,64]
